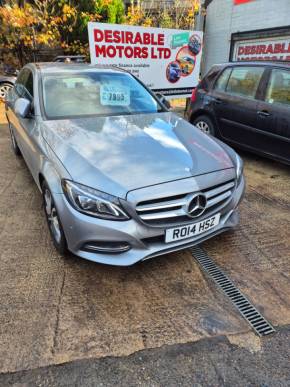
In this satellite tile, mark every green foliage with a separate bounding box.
[159,11,174,29]
[58,0,125,47]
[95,0,125,24]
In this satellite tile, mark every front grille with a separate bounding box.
[135,180,235,227]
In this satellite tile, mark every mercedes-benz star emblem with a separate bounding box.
[187,193,207,218]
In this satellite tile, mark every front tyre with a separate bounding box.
[193,115,215,136]
[42,181,68,255]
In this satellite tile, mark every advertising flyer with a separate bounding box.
[88,22,203,98]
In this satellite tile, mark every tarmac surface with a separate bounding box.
[1,325,290,386]
[0,103,290,386]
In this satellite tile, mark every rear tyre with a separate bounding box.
[42,181,68,255]
[8,122,21,156]
[193,115,215,136]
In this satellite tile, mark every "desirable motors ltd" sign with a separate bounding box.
[233,36,290,62]
[88,22,203,98]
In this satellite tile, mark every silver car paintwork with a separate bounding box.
[42,112,234,197]
[6,63,245,266]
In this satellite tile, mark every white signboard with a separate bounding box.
[233,36,290,62]
[88,22,203,98]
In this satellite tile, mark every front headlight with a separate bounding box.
[62,180,130,221]
[235,154,244,183]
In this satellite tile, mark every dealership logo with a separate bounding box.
[187,193,207,218]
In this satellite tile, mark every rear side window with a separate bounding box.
[214,68,232,91]
[266,68,290,106]
[200,66,220,91]
[226,66,264,98]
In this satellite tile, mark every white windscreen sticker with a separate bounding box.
[100,84,130,106]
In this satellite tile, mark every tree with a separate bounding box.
[0,1,61,65]
[125,0,201,29]
[0,0,199,67]
[55,0,101,58]
[60,0,125,56]
[95,0,125,24]
[0,0,126,65]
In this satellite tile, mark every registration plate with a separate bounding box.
[165,213,220,243]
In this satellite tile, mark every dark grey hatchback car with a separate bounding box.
[185,61,290,165]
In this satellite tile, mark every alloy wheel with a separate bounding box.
[0,83,12,99]
[195,120,211,134]
[44,188,62,244]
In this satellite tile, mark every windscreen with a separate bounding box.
[42,71,163,119]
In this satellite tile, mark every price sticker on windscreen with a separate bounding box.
[100,84,130,106]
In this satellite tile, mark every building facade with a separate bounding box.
[202,0,290,74]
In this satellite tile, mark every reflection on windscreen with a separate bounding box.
[42,72,162,118]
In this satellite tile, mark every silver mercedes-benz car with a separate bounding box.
[5,63,245,266]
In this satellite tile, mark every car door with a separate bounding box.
[9,68,39,179]
[7,68,30,151]
[211,65,265,149]
[256,67,290,163]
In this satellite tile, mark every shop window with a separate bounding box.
[266,69,290,106]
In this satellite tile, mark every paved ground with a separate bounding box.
[1,325,290,386]
[0,102,290,386]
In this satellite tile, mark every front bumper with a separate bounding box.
[53,175,245,266]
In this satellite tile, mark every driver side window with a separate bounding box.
[24,71,34,101]
[15,68,34,102]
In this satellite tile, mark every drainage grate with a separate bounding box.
[191,245,276,337]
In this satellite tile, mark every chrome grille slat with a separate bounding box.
[137,198,187,212]
[139,208,185,220]
[206,191,232,209]
[136,179,236,226]
[205,181,235,199]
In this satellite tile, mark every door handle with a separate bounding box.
[257,110,271,117]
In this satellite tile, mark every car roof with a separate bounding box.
[28,62,127,74]
[54,55,85,59]
[215,61,290,69]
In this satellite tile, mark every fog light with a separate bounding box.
[82,241,131,254]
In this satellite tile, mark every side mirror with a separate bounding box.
[14,97,31,118]
[156,93,171,110]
